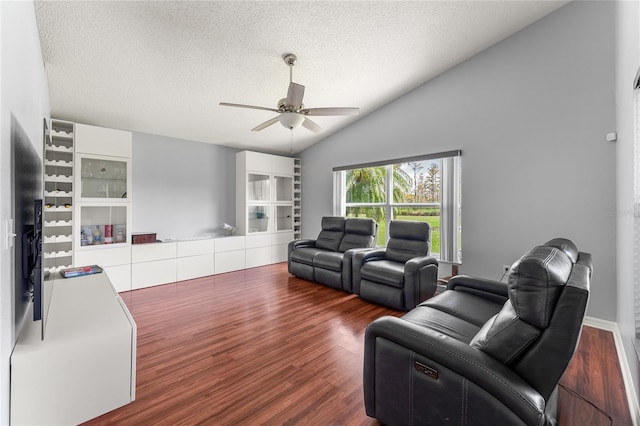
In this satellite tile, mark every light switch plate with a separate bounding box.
[3,219,16,250]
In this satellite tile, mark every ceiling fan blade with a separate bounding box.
[302,107,360,116]
[301,117,323,134]
[251,116,280,132]
[219,102,279,113]
[286,82,305,109]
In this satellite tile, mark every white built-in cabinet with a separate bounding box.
[128,236,248,290]
[11,274,136,425]
[45,125,301,294]
[236,150,298,266]
[73,123,133,292]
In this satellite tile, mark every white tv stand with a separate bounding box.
[10,273,136,425]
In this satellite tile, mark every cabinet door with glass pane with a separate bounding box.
[77,154,130,201]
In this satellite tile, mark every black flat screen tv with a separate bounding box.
[12,116,43,337]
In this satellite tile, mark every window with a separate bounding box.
[333,150,461,263]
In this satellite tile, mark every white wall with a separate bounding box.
[0,1,50,423]
[132,132,239,240]
[615,0,640,408]
[300,1,616,320]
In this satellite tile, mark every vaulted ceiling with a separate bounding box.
[35,1,568,155]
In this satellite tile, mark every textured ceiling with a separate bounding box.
[34,1,568,155]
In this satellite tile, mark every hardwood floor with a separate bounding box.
[83,263,632,425]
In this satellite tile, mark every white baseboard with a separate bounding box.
[583,316,640,425]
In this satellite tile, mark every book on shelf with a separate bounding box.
[60,265,103,278]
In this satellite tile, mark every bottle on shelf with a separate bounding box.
[93,226,102,244]
[104,225,113,244]
[116,227,124,243]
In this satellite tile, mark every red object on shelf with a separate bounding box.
[104,225,113,244]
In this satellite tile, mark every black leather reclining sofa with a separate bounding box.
[288,216,377,292]
[363,238,591,425]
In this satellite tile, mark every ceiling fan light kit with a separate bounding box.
[220,53,359,133]
[279,112,305,129]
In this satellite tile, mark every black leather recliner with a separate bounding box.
[288,216,377,292]
[353,220,439,310]
[363,238,591,426]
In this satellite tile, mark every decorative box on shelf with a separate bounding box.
[132,232,157,244]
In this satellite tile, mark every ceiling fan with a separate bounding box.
[219,54,359,134]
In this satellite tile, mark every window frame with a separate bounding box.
[333,151,461,263]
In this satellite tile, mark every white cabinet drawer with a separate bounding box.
[177,239,215,257]
[131,259,177,289]
[215,236,245,252]
[215,250,245,274]
[177,254,214,281]
[104,264,132,293]
[246,234,271,249]
[246,247,271,268]
[74,246,131,267]
[271,232,294,246]
[271,244,289,264]
[132,242,177,263]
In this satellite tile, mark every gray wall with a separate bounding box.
[300,1,616,321]
[616,0,640,407]
[132,132,239,240]
[0,2,51,422]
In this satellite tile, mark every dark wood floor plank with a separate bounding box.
[83,263,631,425]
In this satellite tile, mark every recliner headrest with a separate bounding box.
[508,245,572,329]
[345,218,377,236]
[543,238,579,263]
[321,216,346,232]
[389,220,430,241]
[385,221,431,263]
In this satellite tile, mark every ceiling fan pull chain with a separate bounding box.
[290,129,294,154]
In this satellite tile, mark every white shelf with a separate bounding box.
[44,235,72,243]
[44,206,73,212]
[46,144,73,153]
[43,250,72,259]
[43,120,75,275]
[44,265,72,276]
[44,220,72,227]
[45,174,73,183]
[293,158,301,240]
[45,190,73,197]
[45,159,73,167]
[51,129,74,139]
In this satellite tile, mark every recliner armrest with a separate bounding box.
[404,255,438,273]
[447,275,509,304]
[289,239,317,250]
[404,255,439,307]
[352,248,387,294]
[342,247,378,293]
[364,316,546,425]
[358,248,387,262]
[288,239,318,273]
